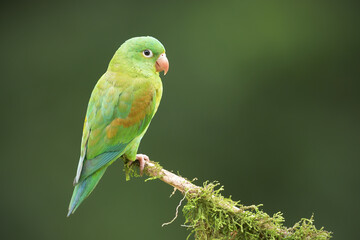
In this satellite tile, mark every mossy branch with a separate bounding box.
[130,160,331,239]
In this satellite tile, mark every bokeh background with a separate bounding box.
[1,1,359,239]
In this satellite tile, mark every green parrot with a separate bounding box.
[67,36,169,216]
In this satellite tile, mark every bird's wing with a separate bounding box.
[74,76,157,184]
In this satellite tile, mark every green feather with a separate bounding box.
[68,167,107,216]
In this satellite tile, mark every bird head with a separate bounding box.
[109,36,169,77]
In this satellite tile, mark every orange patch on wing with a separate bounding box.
[106,125,118,139]
[110,90,153,129]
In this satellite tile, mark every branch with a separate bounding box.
[141,161,332,240]
[145,161,200,194]
[144,161,239,213]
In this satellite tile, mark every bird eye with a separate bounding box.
[142,49,153,58]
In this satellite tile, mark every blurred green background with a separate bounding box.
[1,1,359,239]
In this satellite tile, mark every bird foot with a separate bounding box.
[137,154,150,176]
[128,154,150,176]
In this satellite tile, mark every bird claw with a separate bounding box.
[128,154,150,176]
[137,154,150,176]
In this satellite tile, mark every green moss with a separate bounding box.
[144,161,164,182]
[122,158,163,182]
[122,158,140,181]
[182,182,331,240]
[286,216,331,240]
[124,160,331,239]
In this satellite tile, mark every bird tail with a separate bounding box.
[67,167,107,217]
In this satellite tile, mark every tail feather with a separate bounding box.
[67,167,107,217]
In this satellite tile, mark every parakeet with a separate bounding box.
[67,36,169,216]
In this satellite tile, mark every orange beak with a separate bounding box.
[155,53,169,75]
